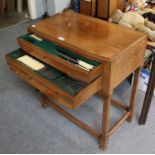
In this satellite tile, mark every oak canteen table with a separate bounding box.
[5,10,147,150]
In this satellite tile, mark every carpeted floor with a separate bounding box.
[0,20,155,154]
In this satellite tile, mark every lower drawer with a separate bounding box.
[5,49,102,109]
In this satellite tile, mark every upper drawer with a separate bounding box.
[5,49,102,109]
[17,34,103,83]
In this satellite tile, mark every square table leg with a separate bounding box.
[128,67,141,122]
[100,66,142,150]
[100,94,112,150]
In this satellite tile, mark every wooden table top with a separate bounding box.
[29,10,146,62]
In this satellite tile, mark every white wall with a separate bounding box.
[28,0,44,19]
[28,0,71,19]
[47,0,71,16]
[46,0,55,16]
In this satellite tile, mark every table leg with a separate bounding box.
[100,94,112,150]
[128,67,141,122]
[139,56,155,125]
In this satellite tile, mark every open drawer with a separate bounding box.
[17,34,103,83]
[5,49,102,109]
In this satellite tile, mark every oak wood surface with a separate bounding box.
[111,40,146,88]
[28,10,146,63]
[108,111,131,136]
[6,54,102,110]
[17,37,104,83]
[111,99,129,111]
[128,67,141,122]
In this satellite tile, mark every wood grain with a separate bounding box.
[6,54,102,110]
[17,37,104,83]
[28,10,146,62]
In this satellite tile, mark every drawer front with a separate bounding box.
[17,34,103,83]
[6,50,102,109]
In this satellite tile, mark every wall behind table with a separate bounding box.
[47,0,71,16]
[28,0,44,19]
